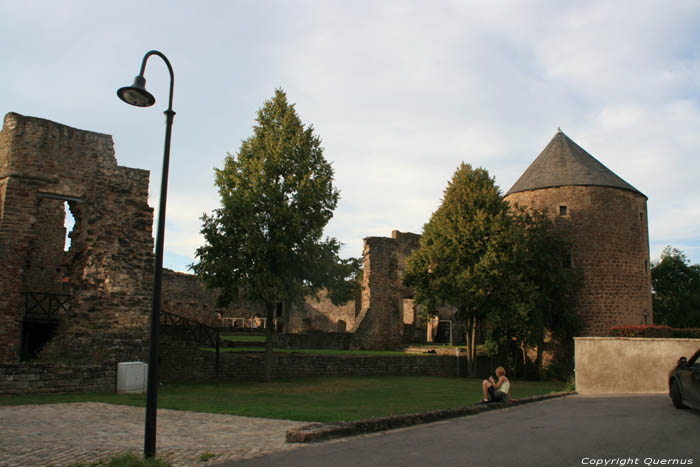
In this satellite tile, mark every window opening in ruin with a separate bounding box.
[64,201,75,252]
[403,298,415,325]
[644,260,649,275]
[20,320,60,361]
[559,205,568,216]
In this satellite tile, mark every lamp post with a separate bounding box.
[117,50,175,459]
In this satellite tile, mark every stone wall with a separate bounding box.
[351,231,423,349]
[287,290,358,333]
[0,113,154,363]
[506,186,652,336]
[273,332,352,350]
[161,269,265,327]
[161,270,357,332]
[159,347,461,382]
[574,337,700,394]
[0,363,116,394]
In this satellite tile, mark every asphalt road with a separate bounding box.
[217,394,699,467]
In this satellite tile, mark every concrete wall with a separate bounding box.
[574,337,700,394]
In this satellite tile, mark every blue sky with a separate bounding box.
[2,0,699,271]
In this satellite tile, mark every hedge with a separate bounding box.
[609,325,700,338]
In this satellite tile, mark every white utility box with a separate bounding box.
[117,362,148,394]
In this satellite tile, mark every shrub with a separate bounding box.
[609,325,700,338]
[670,328,700,338]
[609,325,672,338]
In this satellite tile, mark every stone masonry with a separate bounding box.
[505,130,652,336]
[0,113,153,363]
[351,231,421,349]
[506,186,652,335]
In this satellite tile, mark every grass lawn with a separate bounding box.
[0,376,568,423]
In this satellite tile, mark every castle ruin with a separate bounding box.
[0,113,652,365]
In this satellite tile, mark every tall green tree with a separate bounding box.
[652,246,700,328]
[192,89,358,380]
[486,207,582,377]
[404,163,582,377]
[403,163,514,376]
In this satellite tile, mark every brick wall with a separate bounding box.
[506,186,652,336]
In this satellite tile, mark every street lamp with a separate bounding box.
[117,50,175,459]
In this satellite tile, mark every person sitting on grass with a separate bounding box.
[481,366,510,403]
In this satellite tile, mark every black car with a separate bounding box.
[669,347,700,410]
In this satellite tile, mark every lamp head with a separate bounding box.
[117,75,156,107]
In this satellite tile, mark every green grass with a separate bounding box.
[0,376,567,423]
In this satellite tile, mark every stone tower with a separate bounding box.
[505,130,652,336]
[0,113,154,363]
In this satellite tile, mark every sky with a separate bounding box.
[2,0,699,271]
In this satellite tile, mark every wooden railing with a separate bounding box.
[160,310,220,376]
[23,292,71,319]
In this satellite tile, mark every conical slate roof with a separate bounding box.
[506,130,645,198]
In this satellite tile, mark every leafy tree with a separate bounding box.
[404,163,582,378]
[191,89,359,380]
[403,163,514,376]
[652,246,700,328]
[487,207,582,377]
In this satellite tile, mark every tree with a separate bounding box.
[403,163,514,376]
[652,246,700,328]
[403,163,582,378]
[487,207,582,377]
[191,89,359,380]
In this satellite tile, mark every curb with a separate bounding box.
[286,391,575,443]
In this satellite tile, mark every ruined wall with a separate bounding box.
[160,269,357,332]
[0,113,154,363]
[287,289,358,333]
[351,231,421,349]
[160,270,266,327]
[506,186,652,336]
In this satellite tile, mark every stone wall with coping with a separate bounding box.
[574,337,700,394]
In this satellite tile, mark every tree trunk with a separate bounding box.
[465,313,478,377]
[264,302,275,382]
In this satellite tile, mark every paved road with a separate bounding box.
[218,395,700,467]
[0,402,305,466]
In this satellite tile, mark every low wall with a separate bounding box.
[160,348,462,382]
[0,363,116,394]
[273,332,352,350]
[574,337,700,394]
